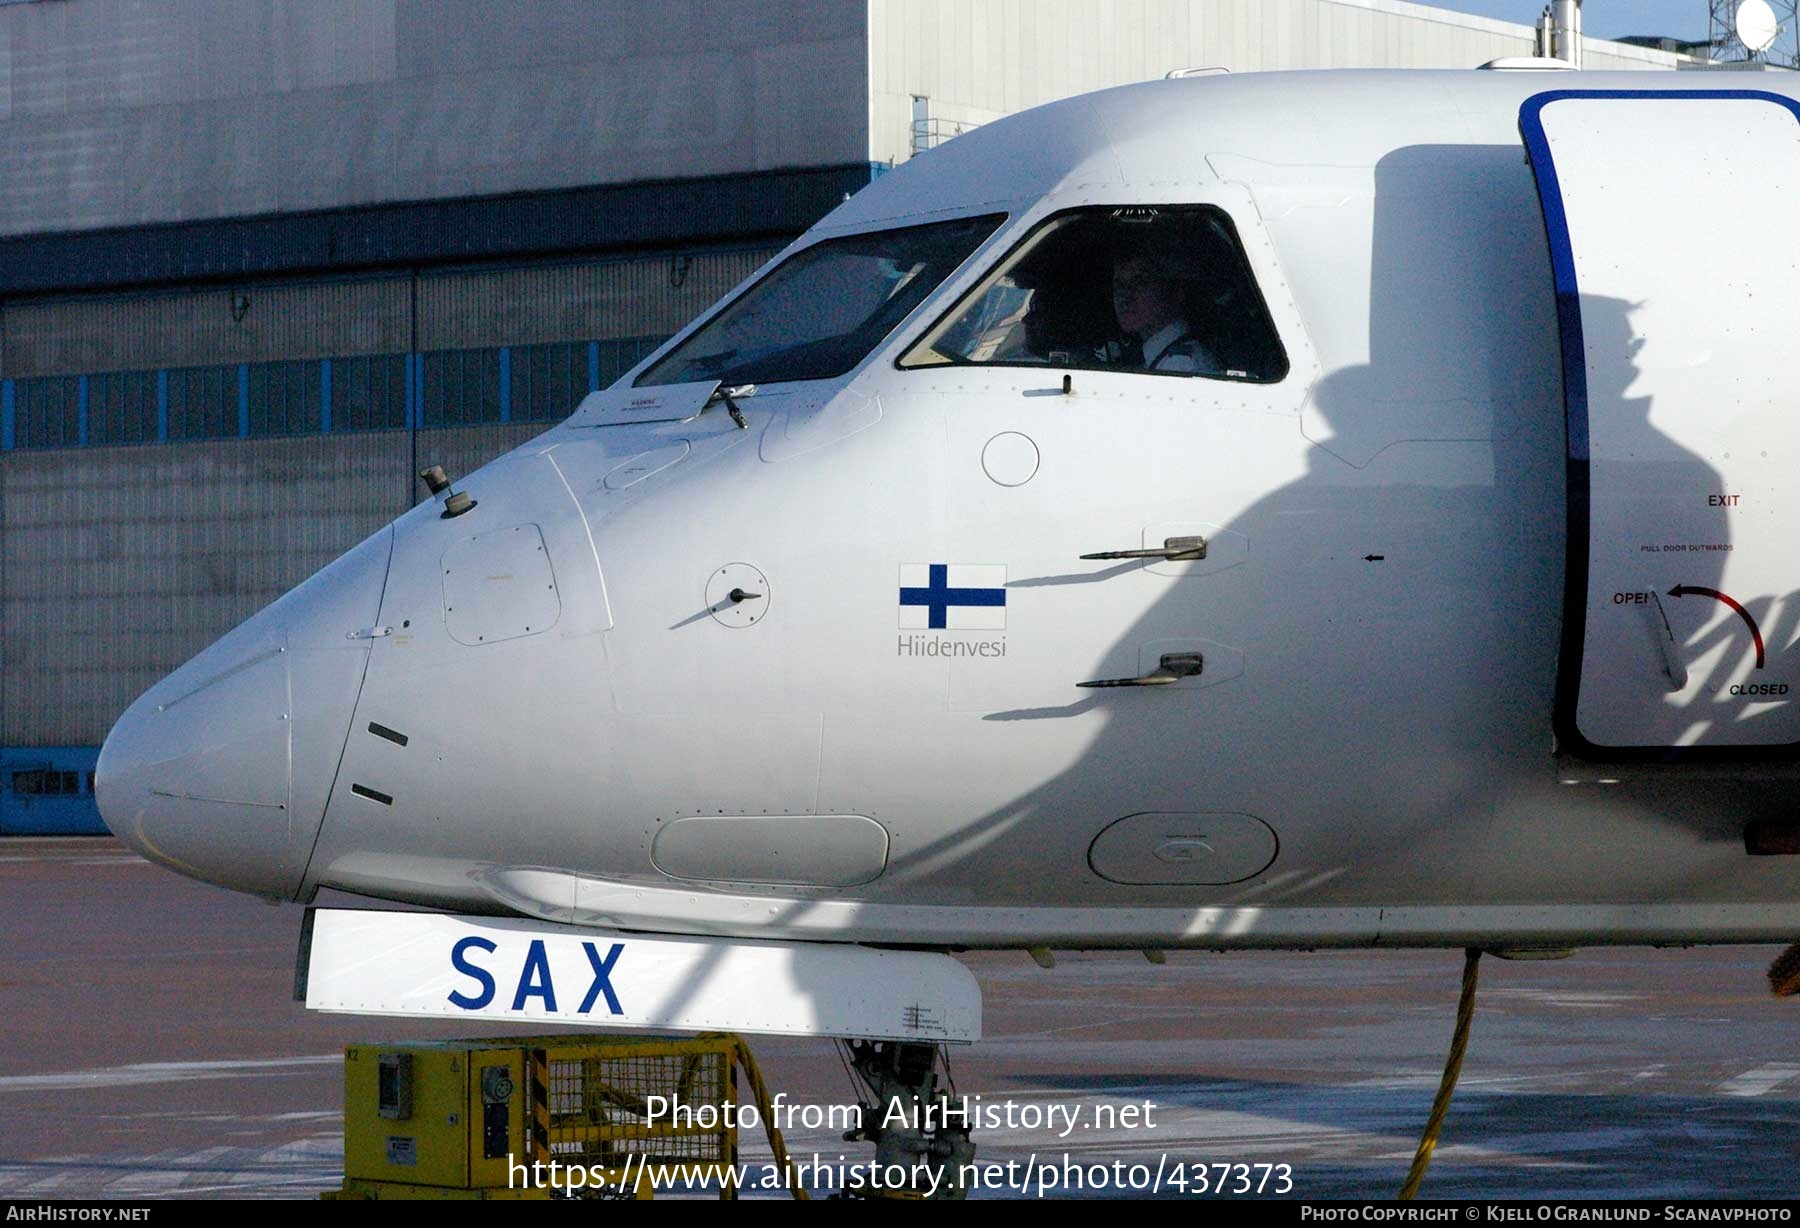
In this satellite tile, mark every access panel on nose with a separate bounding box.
[441,525,562,646]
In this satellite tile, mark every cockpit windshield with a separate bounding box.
[899,205,1288,382]
[635,214,1004,388]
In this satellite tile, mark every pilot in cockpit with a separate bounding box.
[899,205,1284,383]
[1108,243,1221,375]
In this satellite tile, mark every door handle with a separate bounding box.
[1648,590,1688,692]
[1080,535,1207,562]
[1078,652,1205,689]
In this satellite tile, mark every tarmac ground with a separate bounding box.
[3,838,1798,1200]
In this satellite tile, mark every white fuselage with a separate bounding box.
[97,70,1800,951]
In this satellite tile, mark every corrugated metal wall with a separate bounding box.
[416,250,771,351]
[0,0,871,239]
[1,434,407,745]
[5,278,413,377]
[0,421,558,747]
[0,427,580,749]
[2,248,779,378]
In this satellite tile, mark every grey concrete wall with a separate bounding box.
[0,0,871,237]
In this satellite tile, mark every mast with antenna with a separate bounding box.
[1708,0,1799,67]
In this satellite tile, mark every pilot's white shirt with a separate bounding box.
[1140,319,1219,374]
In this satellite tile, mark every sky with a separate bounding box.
[1431,1,1717,41]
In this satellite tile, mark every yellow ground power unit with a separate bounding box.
[329,1033,780,1200]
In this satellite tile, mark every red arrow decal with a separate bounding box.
[1668,585,1764,669]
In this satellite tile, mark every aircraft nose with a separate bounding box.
[96,528,394,899]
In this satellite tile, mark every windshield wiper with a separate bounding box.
[706,383,757,429]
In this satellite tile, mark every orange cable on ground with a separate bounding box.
[1399,948,1482,1201]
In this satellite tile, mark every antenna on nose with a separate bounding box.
[419,464,477,518]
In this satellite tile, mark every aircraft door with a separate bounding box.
[1522,90,1800,756]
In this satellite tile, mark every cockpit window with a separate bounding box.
[635,214,1004,388]
[899,205,1288,382]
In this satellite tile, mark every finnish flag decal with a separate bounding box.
[899,564,1006,630]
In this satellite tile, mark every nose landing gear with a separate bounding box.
[839,1040,976,1200]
